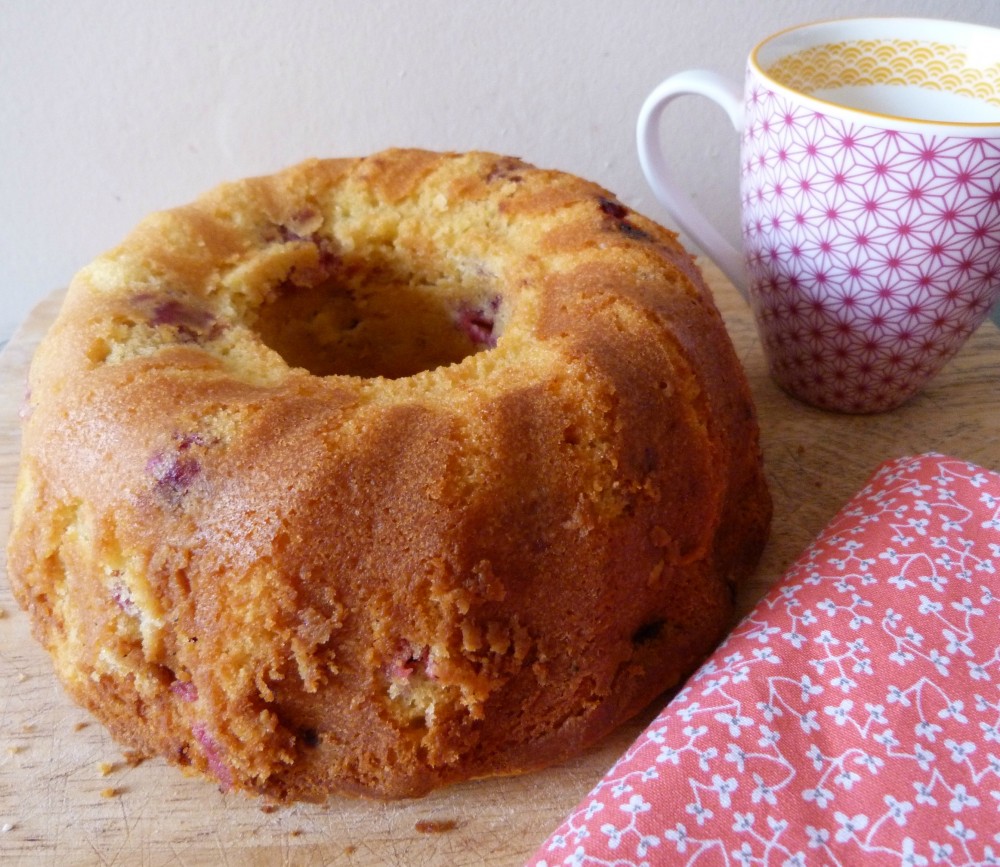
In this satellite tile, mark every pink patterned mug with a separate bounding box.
[637,17,1000,413]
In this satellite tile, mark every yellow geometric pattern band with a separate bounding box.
[766,40,1000,108]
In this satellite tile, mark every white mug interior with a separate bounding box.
[752,17,1000,126]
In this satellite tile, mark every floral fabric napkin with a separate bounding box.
[530,454,1000,867]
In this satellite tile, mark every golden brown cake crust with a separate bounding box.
[7,149,770,800]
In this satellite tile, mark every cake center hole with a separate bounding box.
[253,254,505,379]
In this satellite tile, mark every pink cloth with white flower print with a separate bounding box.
[530,454,1000,867]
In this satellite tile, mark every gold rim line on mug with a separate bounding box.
[749,16,1000,129]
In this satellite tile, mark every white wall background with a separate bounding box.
[2,0,998,342]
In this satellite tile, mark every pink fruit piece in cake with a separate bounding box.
[389,642,435,681]
[192,723,233,792]
[170,680,198,703]
[110,577,140,618]
[455,296,502,348]
[149,299,219,342]
[598,196,652,241]
[146,432,207,499]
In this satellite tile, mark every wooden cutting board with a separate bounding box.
[2,262,998,866]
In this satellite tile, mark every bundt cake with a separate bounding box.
[7,148,770,800]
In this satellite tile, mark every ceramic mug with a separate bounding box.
[637,17,1000,413]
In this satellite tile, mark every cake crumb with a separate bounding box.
[0,607,7,619]
[260,804,278,814]
[100,787,120,798]
[415,819,458,834]
[1,822,14,833]
[98,761,115,777]
[122,750,146,767]
[15,673,27,683]
[21,724,35,734]
[290,829,304,838]
[73,721,89,732]
[6,746,21,757]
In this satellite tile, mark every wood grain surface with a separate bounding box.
[1,261,998,866]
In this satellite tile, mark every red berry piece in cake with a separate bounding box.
[485,157,525,183]
[598,196,652,241]
[192,723,233,792]
[146,432,208,500]
[170,680,198,703]
[455,296,502,348]
[149,299,219,343]
[389,642,432,681]
[109,577,140,618]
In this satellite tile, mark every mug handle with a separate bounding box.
[636,70,747,296]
